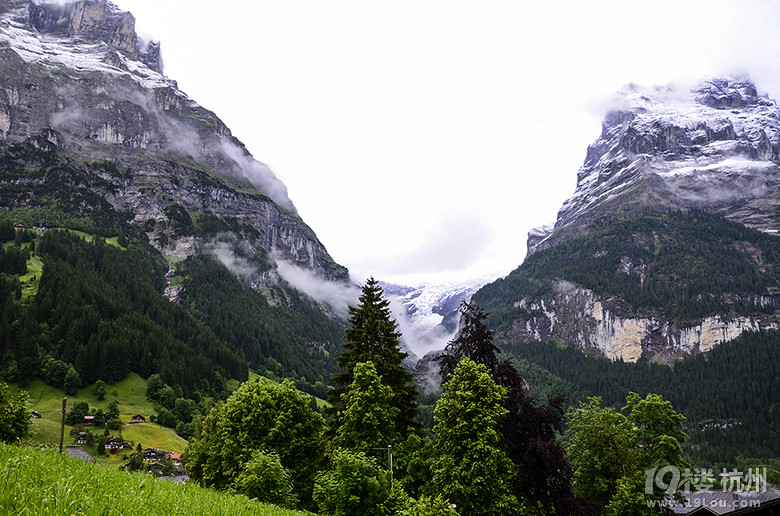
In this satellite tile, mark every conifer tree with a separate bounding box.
[438,301,499,380]
[330,277,419,440]
[334,361,400,453]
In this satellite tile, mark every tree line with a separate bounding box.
[499,331,780,468]
[185,279,692,515]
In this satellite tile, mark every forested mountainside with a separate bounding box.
[0,0,351,396]
[0,220,343,398]
[474,210,780,361]
[499,331,779,466]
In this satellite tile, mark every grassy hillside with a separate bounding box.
[11,373,187,457]
[12,372,328,462]
[0,442,311,515]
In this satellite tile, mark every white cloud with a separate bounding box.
[220,139,297,214]
[203,239,258,282]
[275,257,359,318]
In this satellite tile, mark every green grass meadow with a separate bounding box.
[0,443,312,516]
[11,374,186,458]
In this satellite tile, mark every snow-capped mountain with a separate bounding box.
[0,0,349,292]
[477,77,780,363]
[0,0,358,396]
[529,77,780,254]
[381,277,493,361]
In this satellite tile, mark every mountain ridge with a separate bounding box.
[477,77,780,362]
[528,76,780,255]
[0,0,353,399]
[0,0,350,291]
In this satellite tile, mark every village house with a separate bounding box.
[141,447,168,462]
[131,414,146,423]
[166,452,182,468]
[105,437,129,452]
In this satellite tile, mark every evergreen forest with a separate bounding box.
[476,210,780,326]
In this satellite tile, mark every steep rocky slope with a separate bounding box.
[0,0,347,290]
[529,78,780,253]
[476,78,780,362]
[0,0,353,397]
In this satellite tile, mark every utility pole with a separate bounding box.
[387,445,393,490]
[59,397,67,453]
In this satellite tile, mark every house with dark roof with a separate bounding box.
[141,447,168,462]
[105,437,129,451]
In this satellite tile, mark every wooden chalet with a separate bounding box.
[142,447,168,462]
[105,437,129,451]
[166,452,183,468]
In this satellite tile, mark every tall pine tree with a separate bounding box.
[330,277,419,441]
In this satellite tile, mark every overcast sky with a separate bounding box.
[116,0,780,285]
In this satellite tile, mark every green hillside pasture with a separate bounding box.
[15,373,318,455]
[121,423,187,454]
[19,253,42,301]
[106,373,153,418]
[66,229,124,249]
[0,443,311,516]
[11,374,178,452]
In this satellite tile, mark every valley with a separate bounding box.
[0,1,777,514]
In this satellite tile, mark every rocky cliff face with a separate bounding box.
[0,0,348,289]
[484,77,780,362]
[529,77,780,254]
[505,280,780,362]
